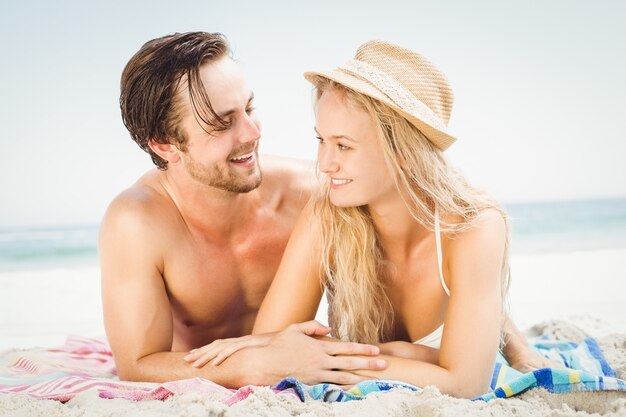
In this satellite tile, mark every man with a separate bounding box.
[100,32,551,387]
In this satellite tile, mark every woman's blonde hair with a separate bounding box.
[310,77,510,344]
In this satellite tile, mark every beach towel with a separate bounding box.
[478,337,626,401]
[0,336,299,404]
[275,337,626,402]
[0,336,623,403]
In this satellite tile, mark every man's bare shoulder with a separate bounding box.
[100,170,176,238]
[259,155,316,206]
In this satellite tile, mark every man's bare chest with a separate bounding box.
[162,223,291,326]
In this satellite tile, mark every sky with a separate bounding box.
[1,0,625,228]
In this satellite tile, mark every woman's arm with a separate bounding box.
[377,341,439,364]
[253,200,325,333]
[353,209,507,398]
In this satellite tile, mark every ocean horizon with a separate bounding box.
[1,196,626,272]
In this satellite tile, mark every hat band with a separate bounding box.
[337,59,445,130]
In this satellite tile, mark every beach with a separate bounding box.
[1,247,625,416]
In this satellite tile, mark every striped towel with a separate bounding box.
[0,336,624,403]
[0,336,298,403]
[275,377,418,401]
[478,337,626,401]
[276,337,626,402]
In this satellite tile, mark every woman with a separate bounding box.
[186,41,527,398]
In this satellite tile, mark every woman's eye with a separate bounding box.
[315,136,324,143]
[246,106,256,114]
[338,143,351,150]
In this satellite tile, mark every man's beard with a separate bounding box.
[182,149,262,193]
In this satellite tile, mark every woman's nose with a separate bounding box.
[318,146,339,174]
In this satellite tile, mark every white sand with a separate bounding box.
[1,249,625,416]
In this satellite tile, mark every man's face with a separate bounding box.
[176,57,262,193]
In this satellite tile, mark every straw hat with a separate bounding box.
[304,40,456,151]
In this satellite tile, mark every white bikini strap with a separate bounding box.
[434,205,451,296]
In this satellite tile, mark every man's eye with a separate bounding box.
[246,106,256,114]
[213,121,232,133]
[315,136,324,143]
[338,143,351,150]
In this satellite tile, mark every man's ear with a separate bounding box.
[148,139,181,164]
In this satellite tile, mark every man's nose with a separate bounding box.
[238,112,261,144]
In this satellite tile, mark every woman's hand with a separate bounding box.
[184,320,333,368]
[501,316,564,372]
[184,333,272,368]
[506,346,564,373]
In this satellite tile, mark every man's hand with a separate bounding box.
[184,321,387,386]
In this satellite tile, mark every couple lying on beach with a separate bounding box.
[100,32,553,399]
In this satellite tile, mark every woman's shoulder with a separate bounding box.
[443,207,507,256]
[473,207,507,232]
[442,207,508,288]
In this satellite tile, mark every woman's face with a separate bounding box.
[315,88,396,208]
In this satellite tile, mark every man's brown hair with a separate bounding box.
[120,32,230,169]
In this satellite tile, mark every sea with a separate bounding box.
[1,197,626,273]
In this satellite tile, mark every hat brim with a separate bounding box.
[304,70,456,151]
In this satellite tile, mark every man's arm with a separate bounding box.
[99,193,251,386]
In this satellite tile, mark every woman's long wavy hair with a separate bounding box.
[311,77,511,345]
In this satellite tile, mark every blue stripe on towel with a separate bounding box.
[535,368,554,391]
[584,338,616,377]
[489,362,502,390]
